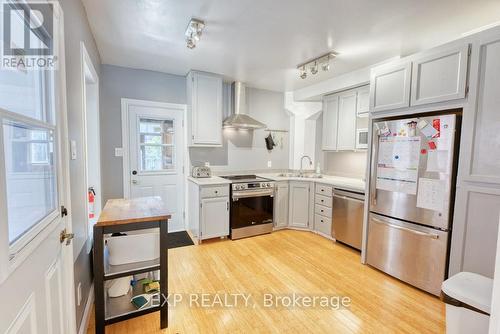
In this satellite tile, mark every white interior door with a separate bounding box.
[0,3,74,333]
[123,99,185,232]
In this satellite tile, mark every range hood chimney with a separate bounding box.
[223,82,267,129]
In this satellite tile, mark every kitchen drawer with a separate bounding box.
[316,184,333,197]
[315,214,332,236]
[200,185,229,198]
[315,194,332,208]
[315,204,332,217]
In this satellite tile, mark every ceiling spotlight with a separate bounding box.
[185,18,205,49]
[310,61,318,75]
[297,51,337,79]
[300,66,307,79]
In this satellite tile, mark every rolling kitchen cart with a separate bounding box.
[93,197,170,334]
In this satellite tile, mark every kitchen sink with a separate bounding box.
[277,173,323,178]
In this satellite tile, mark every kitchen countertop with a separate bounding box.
[187,176,232,186]
[257,173,366,193]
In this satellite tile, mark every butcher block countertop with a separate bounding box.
[96,196,171,227]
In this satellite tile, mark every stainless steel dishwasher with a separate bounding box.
[332,188,365,250]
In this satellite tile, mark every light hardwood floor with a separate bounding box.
[87,229,445,333]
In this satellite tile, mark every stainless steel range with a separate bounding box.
[220,175,275,240]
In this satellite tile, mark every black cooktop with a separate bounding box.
[220,175,271,183]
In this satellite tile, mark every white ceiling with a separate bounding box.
[82,0,500,92]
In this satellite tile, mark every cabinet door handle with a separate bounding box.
[226,201,229,211]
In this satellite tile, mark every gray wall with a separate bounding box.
[58,0,101,330]
[190,86,290,173]
[100,65,186,203]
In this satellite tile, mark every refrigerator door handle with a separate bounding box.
[370,123,381,207]
[371,217,440,239]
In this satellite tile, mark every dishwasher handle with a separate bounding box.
[333,189,365,202]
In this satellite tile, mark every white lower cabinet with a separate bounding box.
[313,184,333,238]
[187,180,229,242]
[274,182,289,228]
[201,197,229,239]
[288,182,311,228]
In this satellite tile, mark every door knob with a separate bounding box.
[132,170,137,175]
[60,228,74,245]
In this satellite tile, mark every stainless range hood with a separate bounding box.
[223,82,267,129]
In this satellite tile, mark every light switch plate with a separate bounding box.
[115,147,123,157]
[204,162,210,167]
[70,140,77,160]
[267,160,272,168]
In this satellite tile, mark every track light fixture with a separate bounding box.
[300,66,307,79]
[185,18,205,49]
[297,52,337,79]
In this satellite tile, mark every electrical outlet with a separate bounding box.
[204,162,210,167]
[77,282,82,306]
[267,160,272,168]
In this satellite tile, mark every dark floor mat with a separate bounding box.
[167,231,194,249]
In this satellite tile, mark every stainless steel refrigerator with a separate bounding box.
[366,113,460,296]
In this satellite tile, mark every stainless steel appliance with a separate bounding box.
[332,188,365,250]
[367,112,460,296]
[191,166,211,178]
[220,175,274,239]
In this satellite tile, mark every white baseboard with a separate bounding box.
[78,282,94,334]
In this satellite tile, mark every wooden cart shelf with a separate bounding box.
[93,196,170,334]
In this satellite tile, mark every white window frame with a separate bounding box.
[137,116,176,173]
[0,0,65,278]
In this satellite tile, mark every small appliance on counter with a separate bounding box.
[191,166,211,178]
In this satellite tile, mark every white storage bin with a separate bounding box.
[442,272,492,334]
[106,229,160,266]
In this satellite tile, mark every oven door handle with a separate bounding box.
[232,189,274,200]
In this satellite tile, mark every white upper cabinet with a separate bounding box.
[322,94,339,151]
[411,44,470,106]
[187,71,223,146]
[356,86,370,116]
[337,91,357,151]
[463,32,500,184]
[370,61,412,112]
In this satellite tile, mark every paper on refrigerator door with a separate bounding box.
[376,136,421,195]
[426,150,449,173]
[416,178,445,212]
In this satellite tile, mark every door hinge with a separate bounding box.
[465,85,469,97]
[61,206,68,217]
[200,202,202,208]
[192,135,195,140]
[183,211,185,219]
[468,44,472,56]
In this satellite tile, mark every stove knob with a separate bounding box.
[267,183,271,187]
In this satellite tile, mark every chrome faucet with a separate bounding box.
[300,155,313,175]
